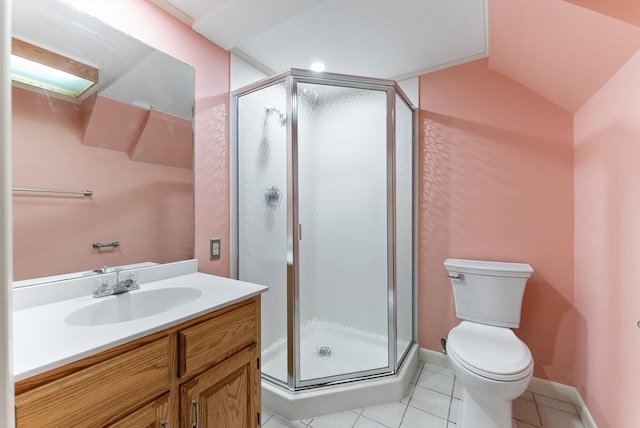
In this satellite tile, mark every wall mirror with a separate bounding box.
[11,0,195,286]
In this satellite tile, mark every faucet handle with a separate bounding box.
[93,273,116,297]
[92,265,108,274]
[122,271,139,289]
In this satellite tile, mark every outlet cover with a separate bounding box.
[210,238,221,260]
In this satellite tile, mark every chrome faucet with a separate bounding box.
[93,268,139,298]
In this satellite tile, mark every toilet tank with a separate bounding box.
[444,259,534,328]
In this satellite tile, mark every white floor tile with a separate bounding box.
[452,378,463,399]
[354,415,391,428]
[267,364,587,428]
[535,394,578,415]
[515,420,539,428]
[264,415,309,427]
[538,405,584,428]
[400,406,448,428]
[408,385,451,419]
[519,391,535,402]
[513,397,541,426]
[308,410,360,428]
[361,400,408,428]
[448,399,461,423]
[417,370,455,395]
[423,363,455,378]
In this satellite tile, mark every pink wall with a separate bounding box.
[418,59,576,385]
[574,49,640,428]
[563,0,640,27]
[70,0,231,277]
[12,87,193,280]
[488,0,640,114]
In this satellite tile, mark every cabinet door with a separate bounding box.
[180,345,258,428]
[108,393,170,428]
[15,336,170,428]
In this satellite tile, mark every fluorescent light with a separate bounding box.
[310,62,326,72]
[11,38,98,98]
[11,55,95,98]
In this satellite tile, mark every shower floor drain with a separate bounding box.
[315,346,333,359]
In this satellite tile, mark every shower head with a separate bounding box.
[264,105,282,116]
[264,105,286,127]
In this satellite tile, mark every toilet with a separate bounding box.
[444,258,534,428]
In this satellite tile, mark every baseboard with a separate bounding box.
[419,348,597,428]
[418,347,451,369]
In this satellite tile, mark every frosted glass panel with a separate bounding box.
[237,82,288,383]
[297,83,389,382]
[395,94,414,364]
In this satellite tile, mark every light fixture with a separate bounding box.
[310,62,326,72]
[11,38,98,98]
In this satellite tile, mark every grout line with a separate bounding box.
[447,375,456,422]
[532,393,543,427]
[406,402,451,423]
[533,392,582,416]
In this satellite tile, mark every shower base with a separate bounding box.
[262,319,389,382]
[261,320,418,421]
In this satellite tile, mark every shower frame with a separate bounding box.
[231,68,417,392]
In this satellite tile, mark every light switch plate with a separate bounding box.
[210,238,221,260]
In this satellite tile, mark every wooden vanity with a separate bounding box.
[14,296,261,428]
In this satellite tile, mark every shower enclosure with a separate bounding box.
[232,69,415,417]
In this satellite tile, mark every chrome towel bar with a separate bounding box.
[12,187,93,197]
[93,241,120,249]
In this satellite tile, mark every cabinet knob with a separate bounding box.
[159,421,169,428]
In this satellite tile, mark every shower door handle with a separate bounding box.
[298,224,302,240]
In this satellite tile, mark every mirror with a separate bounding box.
[11,0,195,285]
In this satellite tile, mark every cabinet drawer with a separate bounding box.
[179,300,257,380]
[15,336,170,428]
[107,392,170,428]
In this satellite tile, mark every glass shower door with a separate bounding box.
[395,93,414,365]
[295,82,391,386]
[237,82,288,385]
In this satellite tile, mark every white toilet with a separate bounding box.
[444,258,534,428]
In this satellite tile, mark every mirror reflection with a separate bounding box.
[11,0,195,285]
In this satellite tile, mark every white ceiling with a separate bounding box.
[159,0,488,80]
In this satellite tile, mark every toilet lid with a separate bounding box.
[447,321,532,381]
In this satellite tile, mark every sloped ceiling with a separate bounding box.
[156,0,488,80]
[488,0,640,113]
[155,0,640,112]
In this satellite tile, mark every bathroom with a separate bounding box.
[0,1,639,427]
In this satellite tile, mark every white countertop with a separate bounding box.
[13,266,268,382]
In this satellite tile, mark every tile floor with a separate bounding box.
[262,360,586,428]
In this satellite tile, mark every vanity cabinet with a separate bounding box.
[14,296,261,428]
[180,345,258,427]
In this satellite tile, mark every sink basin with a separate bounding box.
[65,287,202,326]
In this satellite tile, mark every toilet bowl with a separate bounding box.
[444,258,534,428]
[447,321,533,427]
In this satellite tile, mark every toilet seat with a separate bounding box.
[447,321,533,382]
